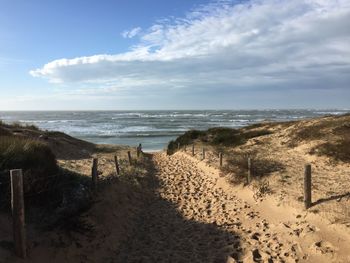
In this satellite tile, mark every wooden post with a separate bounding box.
[177,142,180,150]
[304,164,312,209]
[114,155,120,176]
[10,169,26,258]
[192,144,195,156]
[128,151,132,165]
[91,158,98,191]
[219,152,223,167]
[247,158,251,184]
[184,145,187,152]
[202,148,205,160]
[137,143,142,158]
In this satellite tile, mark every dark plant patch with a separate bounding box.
[221,151,285,184]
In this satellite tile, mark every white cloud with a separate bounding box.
[30,0,350,92]
[121,27,142,38]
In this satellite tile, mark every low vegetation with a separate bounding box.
[287,115,350,162]
[167,126,272,155]
[221,150,285,183]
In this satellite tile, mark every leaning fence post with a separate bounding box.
[304,164,312,209]
[219,152,223,167]
[114,155,120,176]
[10,169,26,258]
[247,158,251,184]
[192,144,195,156]
[202,148,205,160]
[91,158,98,191]
[128,151,132,165]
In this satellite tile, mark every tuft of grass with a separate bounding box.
[252,179,273,201]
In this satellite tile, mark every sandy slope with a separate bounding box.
[136,152,350,263]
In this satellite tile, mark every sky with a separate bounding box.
[0,0,349,110]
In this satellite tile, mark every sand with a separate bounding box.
[1,146,350,262]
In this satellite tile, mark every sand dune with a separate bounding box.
[1,133,350,262]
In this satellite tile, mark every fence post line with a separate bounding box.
[219,152,223,167]
[304,164,312,209]
[10,169,26,259]
[247,158,251,184]
[192,144,195,156]
[202,148,205,160]
[128,151,132,165]
[114,155,120,176]
[91,158,98,191]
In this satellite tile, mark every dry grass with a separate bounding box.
[311,138,350,162]
[252,179,273,201]
[0,136,59,209]
[286,115,350,162]
[221,150,285,184]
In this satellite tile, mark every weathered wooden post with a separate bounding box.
[114,155,120,176]
[91,158,98,191]
[247,158,251,184]
[10,169,26,258]
[202,148,205,160]
[304,164,312,209]
[128,151,132,165]
[137,143,142,158]
[219,152,223,167]
[177,142,180,150]
[192,144,195,156]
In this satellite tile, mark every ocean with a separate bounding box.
[0,110,348,151]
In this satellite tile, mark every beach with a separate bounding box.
[0,113,350,262]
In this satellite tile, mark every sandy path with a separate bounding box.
[115,153,307,262]
[2,151,349,262]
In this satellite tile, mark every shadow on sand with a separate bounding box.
[313,192,350,207]
[114,153,242,263]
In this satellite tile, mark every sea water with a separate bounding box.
[0,110,348,151]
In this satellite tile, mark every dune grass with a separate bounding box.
[167,126,272,155]
[221,150,285,183]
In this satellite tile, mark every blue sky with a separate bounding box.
[0,0,349,110]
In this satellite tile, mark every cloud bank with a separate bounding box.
[30,0,350,92]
